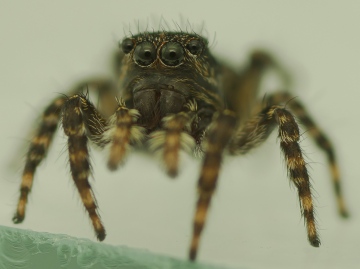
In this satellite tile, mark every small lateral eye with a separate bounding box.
[121,38,135,54]
[186,39,203,55]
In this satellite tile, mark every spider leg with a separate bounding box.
[62,94,107,240]
[229,103,320,248]
[149,100,198,177]
[13,97,66,223]
[70,79,118,118]
[189,110,237,261]
[104,98,145,170]
[224,50,290,118]
[267,91,349,217]
[162,111,195,177]
[13,79,115,225]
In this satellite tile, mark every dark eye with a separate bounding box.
[121,38,134,54]
[160,42,184,66]
[186,39,203,55]
[134,42,156,66]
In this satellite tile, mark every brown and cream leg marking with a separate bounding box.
[162,111,195,177]
[229,104,320,247]
[13,97,65,223]
[269,91,349,217]
[105,98,144,170]
[150,100,198,177]
[70,79,118,118]
[13,78,116,225]
[189,110,237,261]
[62,94,106,241]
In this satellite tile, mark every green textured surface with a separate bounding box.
[0,225,238,269]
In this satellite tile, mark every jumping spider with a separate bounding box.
[13,30,348,261]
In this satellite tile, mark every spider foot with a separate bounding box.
[310,236,321,247]
[189,248,197,261]
[340,209,350,219]
[167,168,178,178]
[12,214,24,224]
[96,230,106,241]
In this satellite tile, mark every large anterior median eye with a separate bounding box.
[134,42,156,66]
[160,42,184,66]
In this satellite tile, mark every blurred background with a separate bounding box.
[0,1,359,268]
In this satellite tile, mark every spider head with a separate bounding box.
[117,32,223,130]
[120,31,206,67]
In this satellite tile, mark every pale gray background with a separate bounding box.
[1,1,359,268]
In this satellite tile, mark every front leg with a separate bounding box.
[229,103,320,247]
[12,78,115,225]
[13,97,66,223]
[189,110,237,261]
[62,94,107,240]
[268,91,349,217]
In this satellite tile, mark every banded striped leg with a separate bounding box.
[229,105,320,247]
[13,78,115,224]
[70,79,118,118]
[150,101,198,177]
[105,98,144,170]
[189,110,237,261]
[269,92,349,217]
[13,97,66,223]
[62,94,107,241]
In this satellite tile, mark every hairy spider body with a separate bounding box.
[13,30,348,261]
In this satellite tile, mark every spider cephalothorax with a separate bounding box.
[13,30,348,261]
[119,32,222,140]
